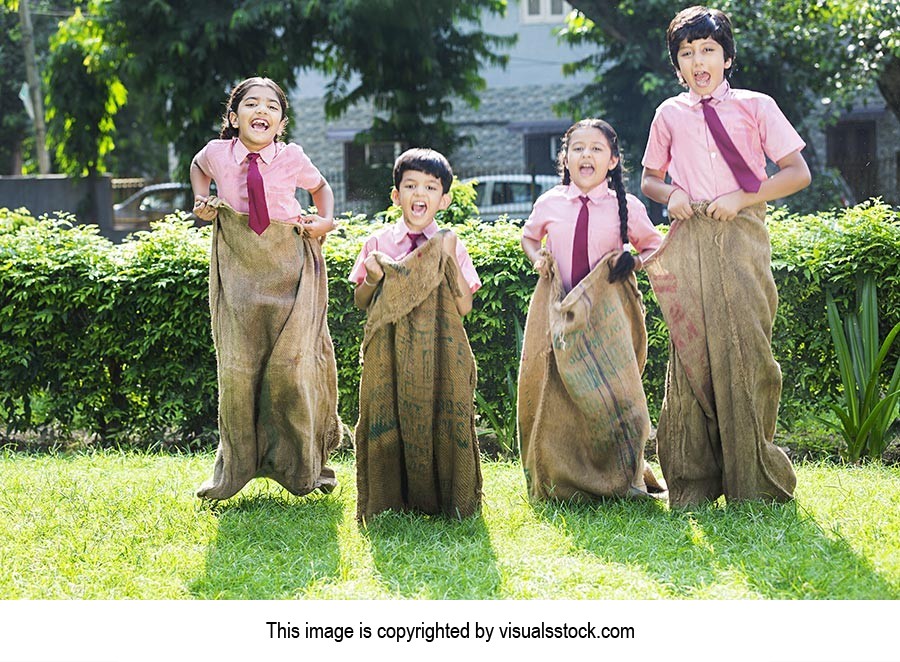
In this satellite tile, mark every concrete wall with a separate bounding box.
[0,175,123,241]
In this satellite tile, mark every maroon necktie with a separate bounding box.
[246,153,270,235]
[406,232,425,255]
[699,98,761,193]
[571,196,591,287]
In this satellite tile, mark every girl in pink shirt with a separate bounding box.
[190,77,341,502]
[518,119,665,502]
[522,120,662,291]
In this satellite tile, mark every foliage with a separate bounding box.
[1,201,898,455]
[474,317,523,457]
[45,6,127,176]
[823,276,900,461]
[0,6,29,174]
[102,0,513,179]
[560,0,899,159]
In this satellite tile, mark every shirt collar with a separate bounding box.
[232,138,279,165]
[688,79,731,107]
[391,218,439,241]
[563,180,610,203]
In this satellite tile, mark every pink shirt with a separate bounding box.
[192,138,323,221]
[642,80,806,201]
[523,181,662,293]
[349,219,482,293]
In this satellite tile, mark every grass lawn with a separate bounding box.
[1,449,898,599]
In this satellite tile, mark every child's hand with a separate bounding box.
[667,188,693,222]
[441,230,459,256]
[707,191,747,221]
[193,195,220,221]
[532,256,550,278]
[299,214,336,239]
[363,254,384,285]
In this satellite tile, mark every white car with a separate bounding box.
[464,174,558,222]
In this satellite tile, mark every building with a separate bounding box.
[292,0,595,214]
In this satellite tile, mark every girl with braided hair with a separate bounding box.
[517,118,665,502]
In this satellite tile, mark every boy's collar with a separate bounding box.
[392,218,440,240]
[232,138,278,165]
[688,79,731,106]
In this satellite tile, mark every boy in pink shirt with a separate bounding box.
[640,7,810,507]
[351,148,482,520]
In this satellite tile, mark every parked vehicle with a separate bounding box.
[463,174,558,222]
[113,183,196,230]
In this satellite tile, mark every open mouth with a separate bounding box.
[693,71,711,87]
[578,164,595,176]
[250,119,270,131]
[411,201,427,216]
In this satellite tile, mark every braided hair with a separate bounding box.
[557,118,635,283]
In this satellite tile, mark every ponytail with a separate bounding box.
[607,164,635,283]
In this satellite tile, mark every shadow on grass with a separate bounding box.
[190,489,343,599]
[535,497,898,599]
[363,510,500,599]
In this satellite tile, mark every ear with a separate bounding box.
[228,111,239,129]
[277,118,287,138]
[390,188,400,206]
[438,192,452,210]
[609,154,620,172]
[724,56,733,71]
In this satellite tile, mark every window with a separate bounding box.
[521,0,570,24]
[344,140,404,202]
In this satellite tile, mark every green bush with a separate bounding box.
[1,199,898,453]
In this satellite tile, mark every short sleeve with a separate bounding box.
[287,143,324,192]
[641,107,673,173]
[757,96,806,164]
[192,143,216,180]
[522,196,551,242]
[348,235,378,285]
[455,240,482,294]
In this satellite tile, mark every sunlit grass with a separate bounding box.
[0,449,897,599]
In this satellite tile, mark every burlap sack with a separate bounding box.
[197,204,341,500]
[643,202,796,507]
[517,250,662,502]
[355,232,482,520]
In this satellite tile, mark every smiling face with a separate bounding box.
[390,169,451,232]
[228,85,286,152]
[676,37,732,96]
[563,126,619,194]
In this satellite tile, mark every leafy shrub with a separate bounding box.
[1,200,898,455]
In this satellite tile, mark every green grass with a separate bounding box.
[1,449,898,599]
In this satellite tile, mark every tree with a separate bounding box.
[103,0,512,179]
[559,0,899,166]
[0,5,29,174]
[45,6,126,176]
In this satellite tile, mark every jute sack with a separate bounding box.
[197,204,341,500]
[517,250,663,502]
[355,232,482,520]
[643,202,796,507]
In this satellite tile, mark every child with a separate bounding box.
[518,118,665,502]
[190,76,342,500]
[350,148,483,520]
[640,6,811,507]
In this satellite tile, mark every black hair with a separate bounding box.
[219,76,289,140]
[557,118,635,283]
[392,148,453,194]
[666,6,736,82]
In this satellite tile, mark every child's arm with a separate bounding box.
[301,177,336,239]
[706,150,811,221]
[190,157,218,221]
[354,253,384,310]
[443,232,473,317]
[521,235,551,278]
[641,167,693,223]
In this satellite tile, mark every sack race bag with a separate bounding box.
[518,250,663,502]
[355,232,482,520]
[198,204,342,500]
[644,202,796,507]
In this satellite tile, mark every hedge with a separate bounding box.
[1,199,898,447]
